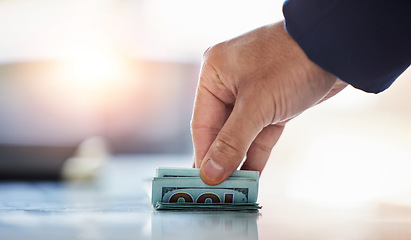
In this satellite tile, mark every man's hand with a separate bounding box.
[191,21,345,186]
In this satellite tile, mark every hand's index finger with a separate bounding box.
[191,80,232,168]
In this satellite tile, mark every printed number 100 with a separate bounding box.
[169,192,233,203]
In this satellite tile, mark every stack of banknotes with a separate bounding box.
[151,167,261,211]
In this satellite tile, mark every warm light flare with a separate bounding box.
[39,52,136,122]
[61,53,128,90]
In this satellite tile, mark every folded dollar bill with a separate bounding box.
[152,167,261,211]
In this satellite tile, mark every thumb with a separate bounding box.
[199,98,265,185]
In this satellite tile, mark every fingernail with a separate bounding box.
[201,158,225,182]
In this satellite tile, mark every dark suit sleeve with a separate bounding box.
[283,0,411,93]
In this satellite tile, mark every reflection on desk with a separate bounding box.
[152,211,258,240]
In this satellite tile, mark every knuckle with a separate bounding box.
[214,137,244,160]
[202,42,224,59]
[252,141,273,154]
[202,46,212,57]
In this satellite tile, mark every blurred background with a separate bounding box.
[0,0,285,180]
[0,0,411,206]
[0,0,284,153]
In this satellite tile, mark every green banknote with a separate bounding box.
[151,167,261,212]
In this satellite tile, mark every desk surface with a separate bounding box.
[1,155,410,240]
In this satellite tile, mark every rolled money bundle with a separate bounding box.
[152,167,261,211]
